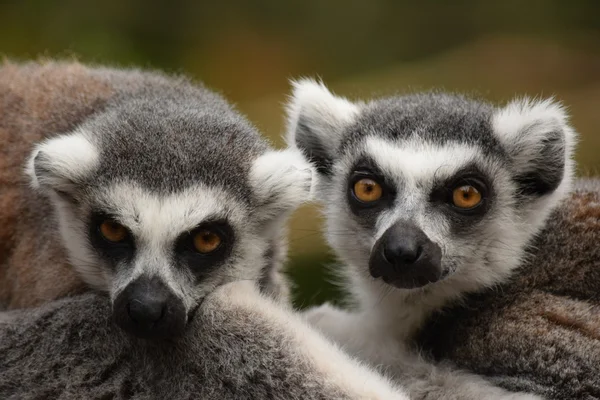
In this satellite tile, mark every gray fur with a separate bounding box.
[416,179,600,400]
[0,282,406,400]
[258,233,292,302]
[344,93,504,158]
[78,68,266,198]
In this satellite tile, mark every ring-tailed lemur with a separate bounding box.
[0,61,314,340]
[285,79,576,400]
[0,280,410,399]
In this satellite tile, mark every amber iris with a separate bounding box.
[99,220,128,242]
[193,230,222,253]
[452,185,482,209]
[353,178,383,203]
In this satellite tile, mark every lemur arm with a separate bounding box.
[214,281,410,399]
[0,281,407,400]
[304,303,544,400]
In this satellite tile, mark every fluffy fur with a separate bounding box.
[287,79,578,399]
[417,179,600,399]
[0,61,312,322]
[0,280,408,400]
[0,61,112,308]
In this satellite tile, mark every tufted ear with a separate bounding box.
[285,79,360,176]
[492,98,577,197]
[249,148,317,222]
[26,132,99,196]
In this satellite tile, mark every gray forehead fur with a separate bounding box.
[82,71,268,201]
[341,92,505,158]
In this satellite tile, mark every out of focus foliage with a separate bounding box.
[2,0,599,306]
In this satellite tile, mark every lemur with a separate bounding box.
[0,61,314,339]
[0,280,410,399]
[286,79,576,400]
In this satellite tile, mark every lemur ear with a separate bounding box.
[26,133,99,196]
[492,98,577,197]
[250,148,317,221]
[285,78,360,176]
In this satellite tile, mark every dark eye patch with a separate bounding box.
[89,211,135,266]
[174,219,235,281]
[429,164,494,232]
[346,156,397,230]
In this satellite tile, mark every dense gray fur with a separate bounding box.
[417,179,600,400]
[0,281,407,400]
[70,68,265,197]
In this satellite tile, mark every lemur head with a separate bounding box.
[27,90,314,339]
[287,79,576,299]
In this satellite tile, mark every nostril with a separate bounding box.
[382,246,394,264]
[399,252,418,264]
[416,245,424,260]
[127,299,165,325]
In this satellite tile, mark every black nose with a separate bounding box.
[383,235,423,265]
[369,220,443,289]
[113,275,187,339]
[127,298,165,325]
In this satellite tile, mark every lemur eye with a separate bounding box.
[99,220,128,242]
[452,185,482,209]
[193,230,222,253]
[353,178,383,203]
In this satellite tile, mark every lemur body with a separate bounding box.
[0,281,410,399]
[286,80,576,399]
[0,61,312,339]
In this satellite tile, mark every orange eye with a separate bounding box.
[99,220,128,242]
[353,178,383,203]
[452,185,482,209]
[193,230,222,253]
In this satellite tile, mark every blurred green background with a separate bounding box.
[2,0,599,307]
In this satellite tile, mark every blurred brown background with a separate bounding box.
[1,0,599,306]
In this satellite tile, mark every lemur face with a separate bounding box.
[27,98,314,339]
[287,80,575,294]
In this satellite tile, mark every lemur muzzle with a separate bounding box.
[369,220,443,289]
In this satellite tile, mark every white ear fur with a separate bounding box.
[285,78,359,147]
[26,132,99,193]
[285,79,360,175]
[250,148,317,220]
[492,97,577,196]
